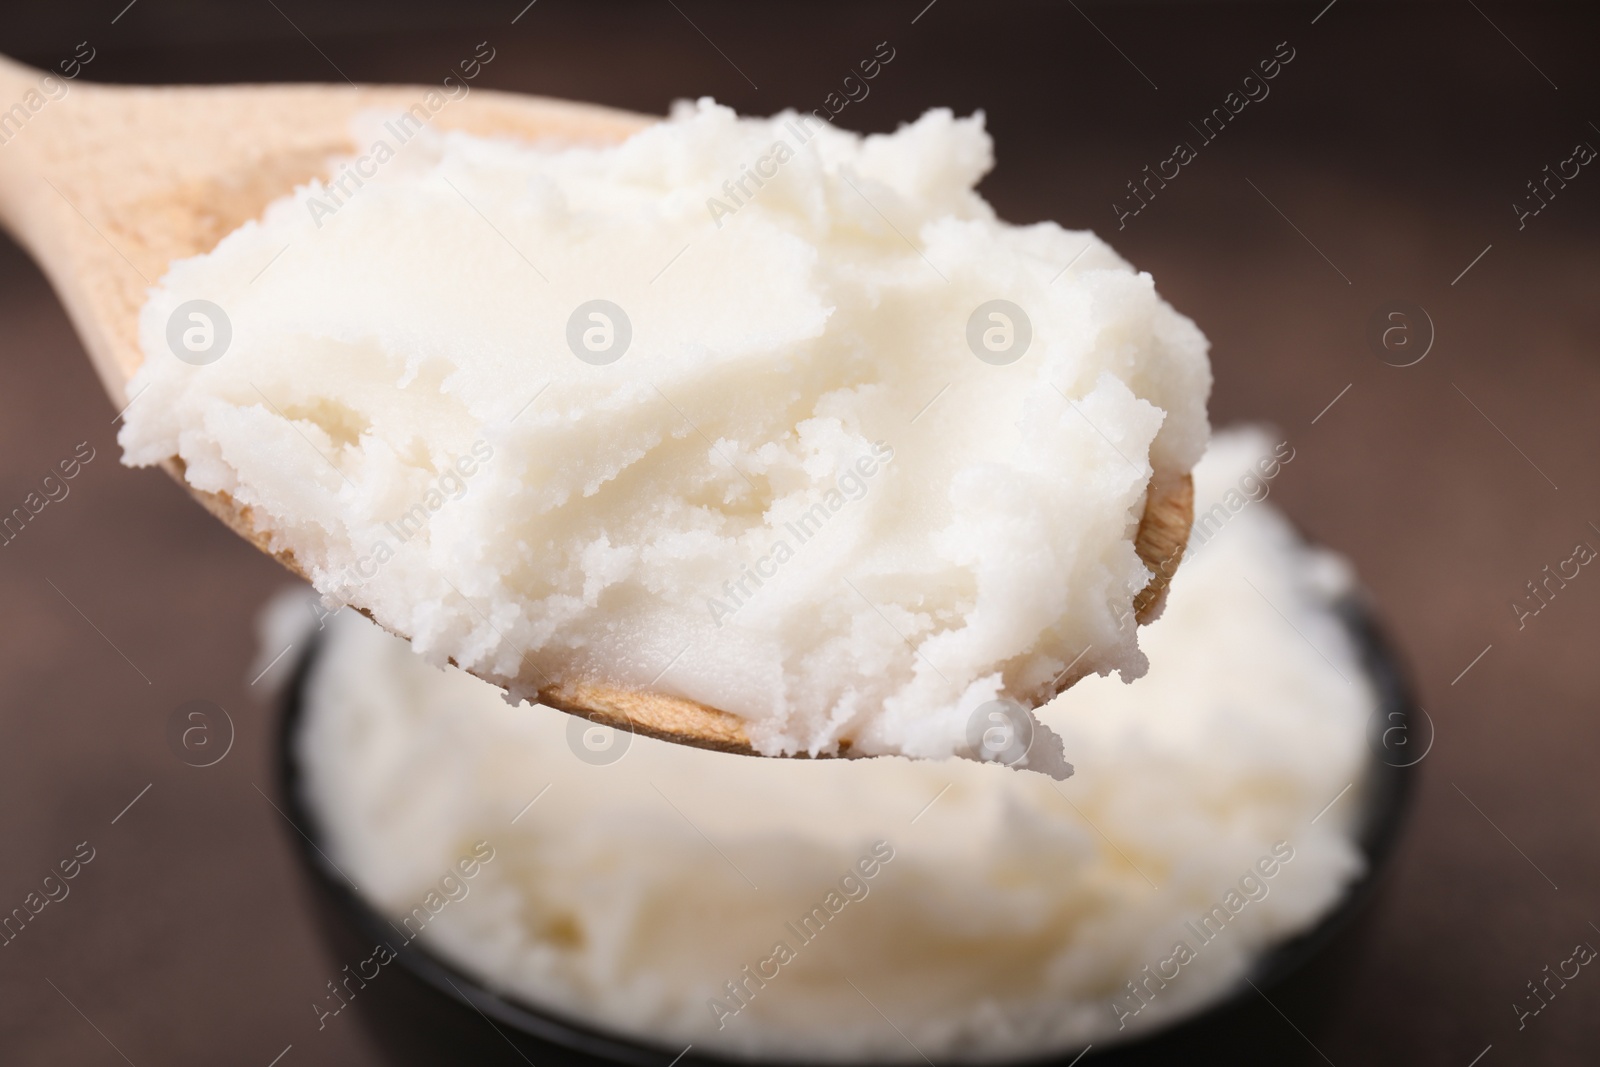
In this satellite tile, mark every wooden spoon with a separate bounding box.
[0,55,1193,756]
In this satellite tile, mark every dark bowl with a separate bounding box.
[276,596,1418,1067]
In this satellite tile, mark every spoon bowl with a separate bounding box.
[0,54,1193,755]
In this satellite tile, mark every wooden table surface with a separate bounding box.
[0,2,1596,1064]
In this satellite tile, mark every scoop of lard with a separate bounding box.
[123,99,1211,766]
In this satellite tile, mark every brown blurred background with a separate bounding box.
[1,1,1597,1064]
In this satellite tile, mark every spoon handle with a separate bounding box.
[0,54,143,406]
[0,54,39,110]
[0,56,49,234]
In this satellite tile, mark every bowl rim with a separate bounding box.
[274,593,1418,1067]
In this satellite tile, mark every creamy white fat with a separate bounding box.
[286,428,1372,1062]
[123,100,1211,759]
